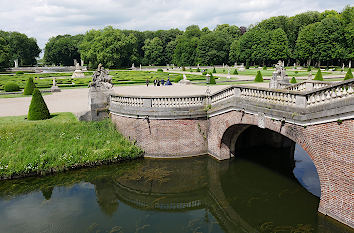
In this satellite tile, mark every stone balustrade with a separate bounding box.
[305,79,354,107]
[111,96,144,107]
[285,80,334,91]
[110,79,354,124]
[151,96,205,108]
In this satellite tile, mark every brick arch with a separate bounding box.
[207,110,336,221]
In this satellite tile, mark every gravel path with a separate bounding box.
[0,85,229,117]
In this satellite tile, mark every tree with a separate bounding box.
[295,23,320,66]
[44,34,83,66]
[79,26,139,68]
[0,35,11,69]
[173,27,201,66]
[142,37,164,65]
[197,31,230,65]
[6,31,41,66]
[23,77,36,95]
[267,28,289,63]
[313,16,346,66]
[28,88,50,120]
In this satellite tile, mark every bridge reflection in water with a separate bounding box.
[0,154,351,232]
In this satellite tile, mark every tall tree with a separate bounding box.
[142,37,164,65]
[44,34,83,66]
[79,26,138,68]
[0,35,11,69]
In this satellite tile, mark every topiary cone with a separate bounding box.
[28,88,50,120]
[313,69,323,81]
[254,71,263,82]
[23,77,36,95]
[344,68,353,80]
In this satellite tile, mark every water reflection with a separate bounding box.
[0,155,350,233]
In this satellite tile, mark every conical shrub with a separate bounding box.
[254,71,263,82]
[233,69,238,75]
[314,69,323,81]
[28,88,50,120]
[23,77,36,95]
[344,68,353,80]
[290,77,297,84]
[209,73,216,84]
[212,67,216,73]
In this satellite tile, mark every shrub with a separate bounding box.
[254,71,263,82]
[233,69,238,75]
[295,71,298,74]
[212,67,216,73]
[246,61,250,69]
[344,68,353,80]
[157,68,163,72]
[209,73,216,84]
[196,68,200,72]
[263,66,267,70]
[202,71,207,75]
[307,66,311,72]
[182,66,186,71]
[174,76,182,82]
[4,82,20,92]
[23,77,36,95]
[28,88,50,120]
[16,71,24,75]
[290,77,297,84]
[314,69,323,81]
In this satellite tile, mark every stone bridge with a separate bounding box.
[109,79,354,228]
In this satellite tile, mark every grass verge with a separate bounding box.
[0,112,143,179]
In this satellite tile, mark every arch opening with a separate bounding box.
[221,124,321,197]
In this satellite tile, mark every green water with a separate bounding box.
[0,150,351,233]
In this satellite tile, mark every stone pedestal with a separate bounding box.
[269,72,278,88]
[72,69,85,78]
[77,87,113,121]
[50,85,61,92]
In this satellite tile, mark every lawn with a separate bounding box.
[0,112,143,179]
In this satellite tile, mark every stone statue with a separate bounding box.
[50,77,61,92]
[270,60,289,89]
[178,74,191,85]
[275,60,286,80]
[226,68,231,79]
[89,64,112,90]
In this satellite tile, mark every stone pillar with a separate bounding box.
[81,59,84,67]
[14,59,18,68]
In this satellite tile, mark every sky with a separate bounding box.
[0,0,352,49]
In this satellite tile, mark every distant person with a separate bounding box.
[154,79,157,86]
[157,79,160,86]
[146,79,149,87]
[166,77,172,85]
[161,79,165,85]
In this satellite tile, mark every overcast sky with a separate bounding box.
[0,0,352,49]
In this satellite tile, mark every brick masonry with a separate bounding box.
[111,111,353,228]
[111,114,208,158]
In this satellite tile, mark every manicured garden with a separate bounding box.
[0,70,206,91]
[0,112,143,179]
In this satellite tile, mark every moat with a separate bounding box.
[0,145,350,233]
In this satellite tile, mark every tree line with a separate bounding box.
[1,6,352,70]
[0,31,41,69]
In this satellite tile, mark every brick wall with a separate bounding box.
[110,111,353,227]
[111,114,208,158]
[208,110,354,228]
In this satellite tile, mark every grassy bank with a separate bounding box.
[0,113,143,179]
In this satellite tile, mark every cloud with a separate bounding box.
[0,0,352,49]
